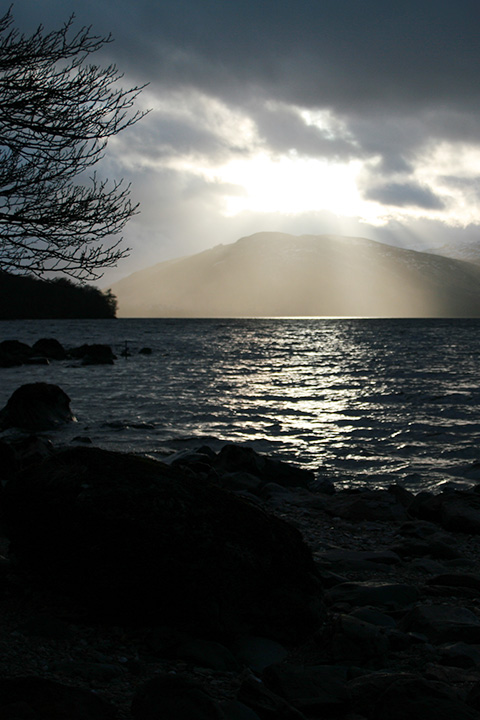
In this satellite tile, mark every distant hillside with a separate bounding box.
[110,232,480,318]
[0,272,118,319]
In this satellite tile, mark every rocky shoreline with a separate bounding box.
[1,383,480,718]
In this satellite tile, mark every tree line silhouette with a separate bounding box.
[0,272,117,319]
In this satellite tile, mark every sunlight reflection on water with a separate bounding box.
[1,317,480,491]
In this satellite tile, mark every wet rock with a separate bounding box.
[0,676,117,719]
[25,355,50,365]
[326,581,419,611]
[3,446,324,642]
[131,674,223,720]
[399,604,480,644]
[262,663,351,715]
[322,489,409,522]
[213,444,314,489]
[0,383,75,431]
[31,337,67,360]
[69,343,116,365]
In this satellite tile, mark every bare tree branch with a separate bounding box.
[0,8,148,280]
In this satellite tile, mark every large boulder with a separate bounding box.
[0,383,75,431]
[3,447,324,642]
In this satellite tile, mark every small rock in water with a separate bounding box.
[0,383,76,431]
[31,338,67,360]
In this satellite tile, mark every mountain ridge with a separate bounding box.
[110,232,480,317]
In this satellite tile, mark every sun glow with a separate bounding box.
[206,153,365,218]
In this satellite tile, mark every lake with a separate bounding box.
[1,317,480,492]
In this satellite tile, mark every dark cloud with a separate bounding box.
[364,182,445,210]
[8,0,480,279]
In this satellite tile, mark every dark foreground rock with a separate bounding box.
[2,437,480,718]
[0,676,118,719]
[0,382,75,431]
[2,446,324,643]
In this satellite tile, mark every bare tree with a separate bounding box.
[0,8,147,280]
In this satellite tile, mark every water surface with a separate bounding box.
[1,318,480,492]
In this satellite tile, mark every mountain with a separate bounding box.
[110,232,480,317]
[427,240,480,267]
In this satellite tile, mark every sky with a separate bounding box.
[10,0,480,284]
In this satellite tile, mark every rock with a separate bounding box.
[233,636,288,672]
[399,604,480,644]
[322,489,409,522]
[0,440,16,479]
[313,614,390,666]
[69,344,116,365]
[426,573,480,592]
[131,674,223,720]
[349,607,397,629]
[0,676,117,719]
[396,519,446,539]
[466,680,480,711]
[262,663,351,715]
[0,383,75,431]
[390,538,463,560]
[174,638,239,671]
[0,340,32,367]
[139,347,152,355]
[326,581,419,611]
[218,471,264,495]
[348,671,419,715]
[25,356,50,365]
[372,675,479,720]
[19,613,74,640]
[410,490,480,534]
[439,642,480,668]
[49,661,125,682]
[317,549,401,572]
[213,444,314,489]
[31,338,67,360]
[3,446,324,642]
[221,700,262,720]
[237,675,308,720]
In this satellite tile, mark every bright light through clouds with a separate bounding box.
[11,0,480,282]
[210,154,364,217]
